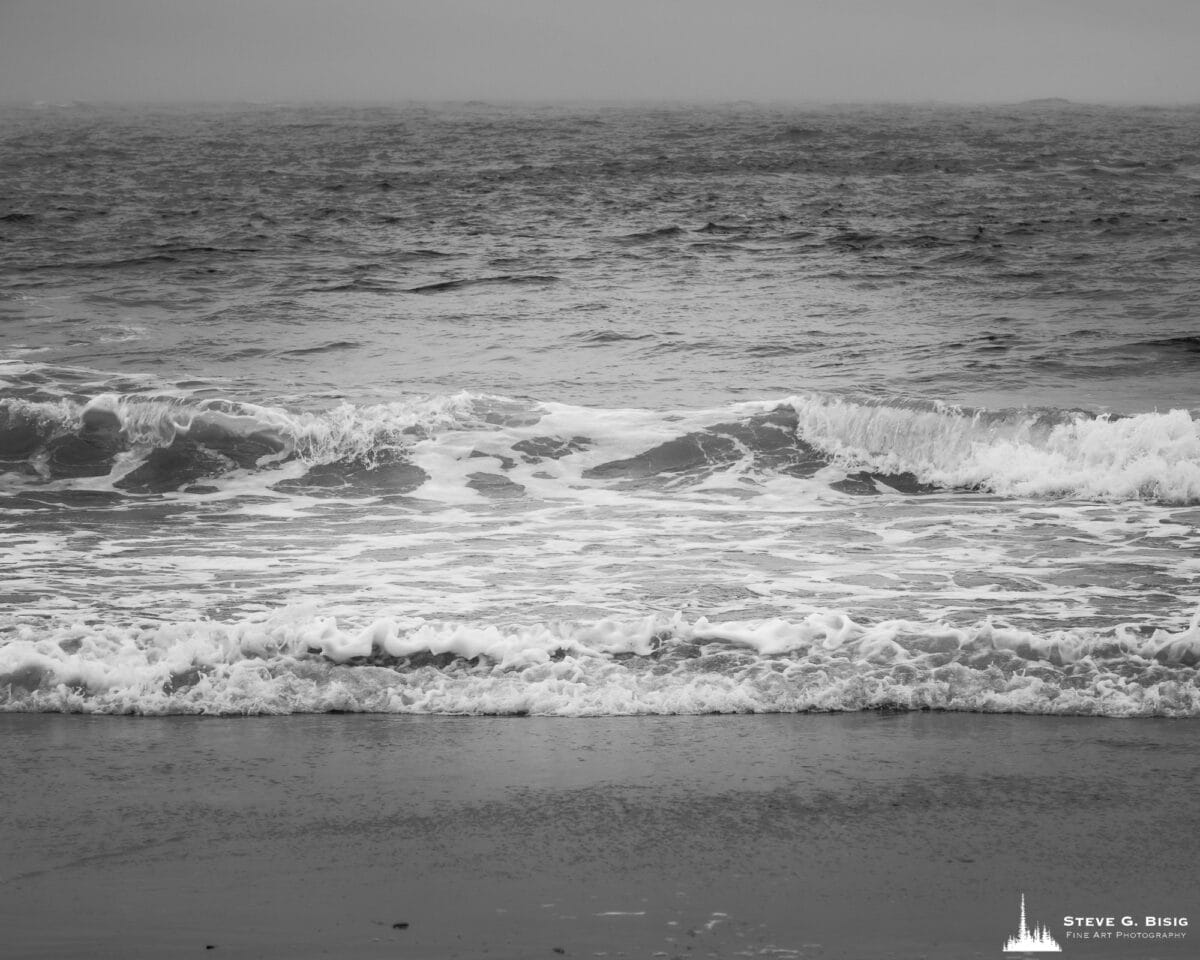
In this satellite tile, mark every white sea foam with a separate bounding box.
[2,607,1197,718]
[81,390,489,464]
[784,394,1200,503]
[6,389,1199,504]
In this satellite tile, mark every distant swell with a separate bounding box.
[1129,336,1200,355]
[406,275,559,294]
[617,226,684,242]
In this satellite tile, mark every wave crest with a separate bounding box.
[2,607,1197,717]
[784,394,1200,503]
[4,389,1199,503]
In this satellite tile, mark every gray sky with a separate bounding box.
[2,0,1198,104]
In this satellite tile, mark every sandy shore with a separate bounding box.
[1,712,1195,959]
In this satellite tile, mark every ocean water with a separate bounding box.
[1,100,1198,716]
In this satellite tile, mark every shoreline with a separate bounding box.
[2,712,1196,959]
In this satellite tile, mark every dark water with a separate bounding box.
[1,101,1198,715]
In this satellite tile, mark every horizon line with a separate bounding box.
[2,95,1198,110]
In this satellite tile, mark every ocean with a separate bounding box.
[2,99,1198,718]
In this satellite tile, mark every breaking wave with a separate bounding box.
[2,389,1198,502]
[783,394,1200,503]
[3,607,1198,717]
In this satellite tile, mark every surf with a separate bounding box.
[3,388,1199,504]
[3,606,1198,717]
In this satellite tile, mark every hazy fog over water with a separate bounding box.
[2,0,1199,104]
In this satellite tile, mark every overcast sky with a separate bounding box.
[2,0,1198,104]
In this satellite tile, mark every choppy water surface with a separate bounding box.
[2,101,1198,715]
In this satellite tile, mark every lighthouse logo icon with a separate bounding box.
[1003,894,1062,952]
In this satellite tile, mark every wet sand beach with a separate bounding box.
[1,712,1195,960]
